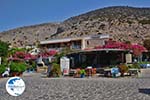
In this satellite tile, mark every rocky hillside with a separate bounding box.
[58,6,150,43]
[0,6,150,47]
[0,23,60,47]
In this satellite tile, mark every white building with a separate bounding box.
[40,34,110,50]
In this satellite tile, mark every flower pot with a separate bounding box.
[18,72,23,76]
[11,72,23,76]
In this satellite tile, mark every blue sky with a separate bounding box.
[0,0,150,32]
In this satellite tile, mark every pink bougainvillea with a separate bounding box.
[39,50,57,58]
[24,53,37,60]
[13,51,26,58]
[47,50,57,56]
[93,39,147,56]
[9,50,57,61]
[131,44,147,56]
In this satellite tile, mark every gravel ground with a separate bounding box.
[0,73,150,100]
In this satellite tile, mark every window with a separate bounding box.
[87,41,89,45]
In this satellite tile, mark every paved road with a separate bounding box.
[0,73,150,100]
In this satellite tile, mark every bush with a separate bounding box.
[0,64,6,74]
[80,69,86,75]
[31,61,36,69]
[131,63,140,69]
[51,63,61,77]
[27,60,36,69]
[0,40,9,57]
[10,62,26,72]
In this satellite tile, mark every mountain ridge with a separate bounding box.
[1,6,150,47]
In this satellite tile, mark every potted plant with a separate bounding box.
[118,64,129,77]
[50,63,61,77]
[80,69,86,78]
[74,68,81,78]
[10,62,26,76]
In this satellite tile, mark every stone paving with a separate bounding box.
[0,73,150,100]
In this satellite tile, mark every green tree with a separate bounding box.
[0,64,6,74]
[10,62,26,72]
[0,40,9,57]
[8,47,26,56]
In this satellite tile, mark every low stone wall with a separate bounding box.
[139,69,150,78]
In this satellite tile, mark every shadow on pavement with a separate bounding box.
[139,88,150,95]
